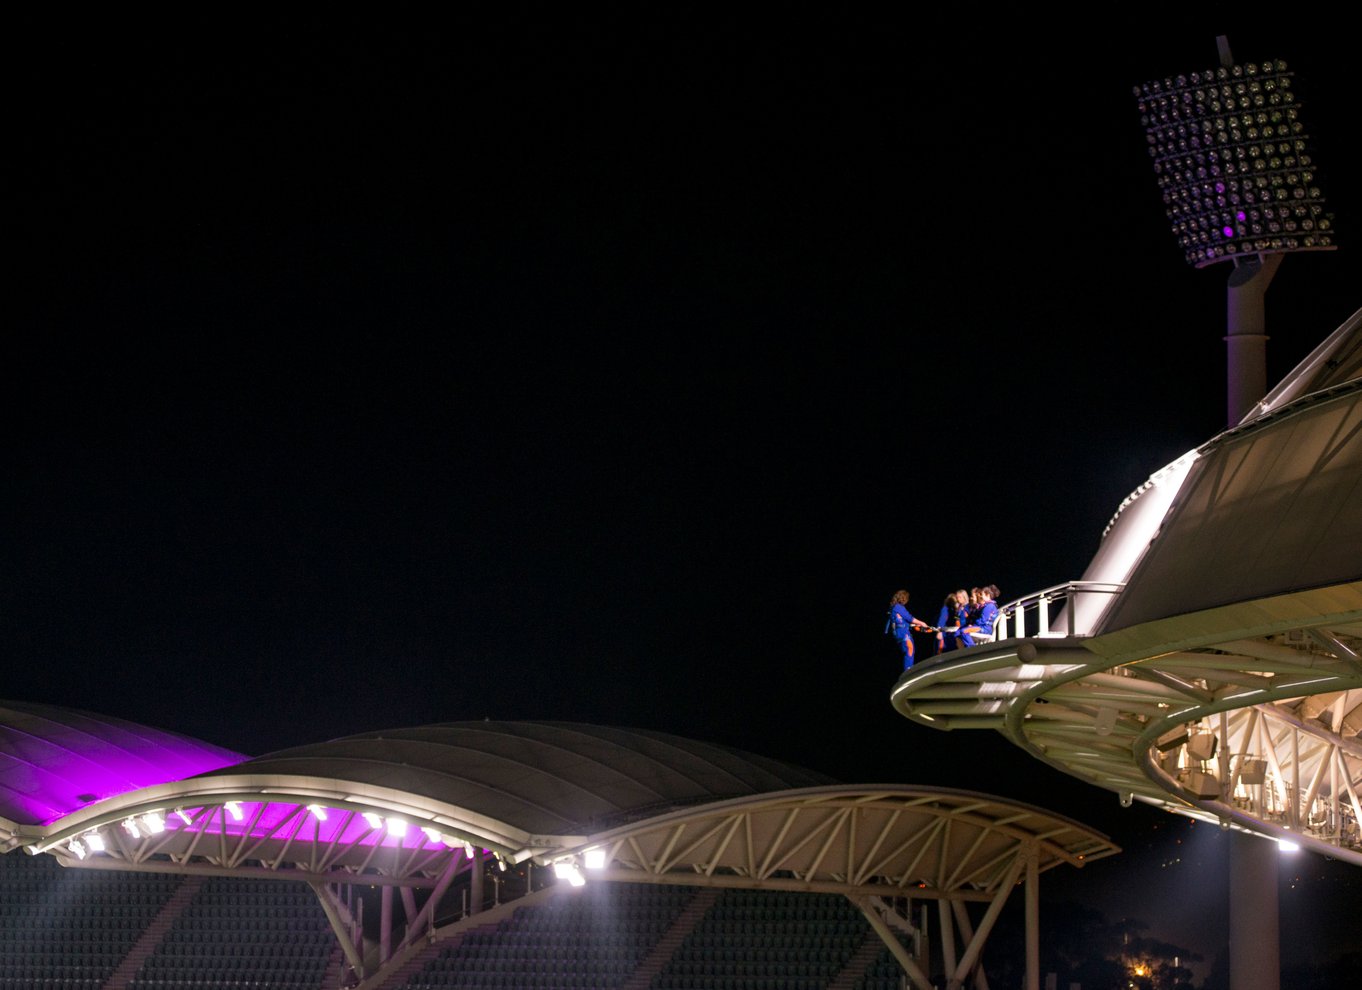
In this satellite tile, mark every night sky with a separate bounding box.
[7,16,1361,973]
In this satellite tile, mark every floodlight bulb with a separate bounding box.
[1277,838,1300,853]
[498,856,507,872]
[224,801,244,822]
[387,817,408,838]
[553,861,573,880]
[174,809,192,826]
[306,804,328,822]
[584,847,607,870]
[421,826,443,845]
[362,812,384,830]
[69,839,87,860]
[142,812,166,834]
[122,818,141,838]
[464,841,475,858]
[84,831,105,853]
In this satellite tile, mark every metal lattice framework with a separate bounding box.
[893,583,1362,864]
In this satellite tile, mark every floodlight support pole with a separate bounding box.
[1222,138,1283,987]
[1226,254,1283,425]
[1230,836,1280,990]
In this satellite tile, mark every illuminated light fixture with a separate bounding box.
[583,847,607,870]
[69,839,87,860]
[553,861,586,887]
[84,831,105,853]
[306,804,329,822]
[1135,55,1336,266]
[421,827,443,845]
[141,812,166,834]
[464,841,476,858]
[439,833,461,847]
[919,714,936,722]
[224,801,244,822]
[362,812,384,830]
[121,818,141,839]
[174,809,193,826]
[386,817,409,838]
[1277,837,1300,853]
[496,855,507,872]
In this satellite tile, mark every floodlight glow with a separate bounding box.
[141,812,166,834]
[121,818,141,838]
[464,841,475,858]
[1277,837,1300,852]
[224,801,244,822]
[497,855,507,872]
[306,804,328,822]
[387,817,408,838]
[1134,58,1336,267]
[174,808,193,826]
[84,831,105,853]
[422,827,443,845]
[553,860,586,886]
[583,847,607,870]
[69,839,87,860]
[362,812,384,830]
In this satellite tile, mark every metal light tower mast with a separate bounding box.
[1138,36,1337,990]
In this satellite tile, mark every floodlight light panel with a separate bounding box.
[1135,59,1336,267]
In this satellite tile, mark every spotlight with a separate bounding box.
[362,812,384,830]
[122,818,141,839]
[84,831,105,853]
[1277,837,1300,853]
[224,801,244,822]
[1135,56,1336,266]
[141,812,166,834]
[553,861,586,886]
[464,841,476,858]
[306,804,328,822]
[174,809,193,826]
[69,839,87,860]
[583,847,607,870]
[497,855,507,872]
[386,817,408,838]
[421,827,443,845]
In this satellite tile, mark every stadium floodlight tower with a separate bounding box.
[1135,35,1337,424]
[893,37,1354,990]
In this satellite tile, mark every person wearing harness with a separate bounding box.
[958,585,999,648]
[886,589,934,670]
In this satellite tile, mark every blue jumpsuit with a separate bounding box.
[888,603,916,669]
[958,601,999,649]
[935,603,958,655]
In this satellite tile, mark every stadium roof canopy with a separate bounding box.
[0,700,244,845]
[1,708,1117,988]
[892,306,1362,864]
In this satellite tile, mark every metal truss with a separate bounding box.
[893,582,1362,864]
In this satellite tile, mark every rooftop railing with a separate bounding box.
[994,581,1125,640]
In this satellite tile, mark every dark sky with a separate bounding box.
[6,15,1361,970]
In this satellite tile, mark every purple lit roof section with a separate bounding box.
[0,701,248,827]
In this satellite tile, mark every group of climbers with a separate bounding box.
[885,585,1000,671]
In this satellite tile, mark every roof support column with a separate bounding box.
[397,851,466,954]
[949,851,1026,990]
[851,896,933,990]
[311,880,366,980]
[1025,842,1040,990]
[380,885,393,963]
[951,901,990,990]
[470,848,485,915]
[938,898,958,979]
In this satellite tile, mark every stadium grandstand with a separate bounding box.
[0,705,1119,988]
